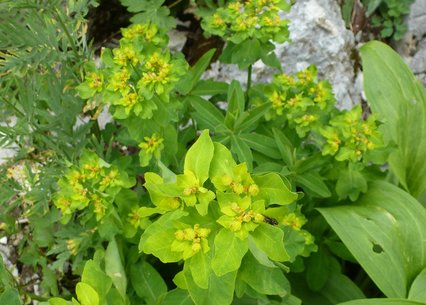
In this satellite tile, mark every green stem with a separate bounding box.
[245,64,252,102]
[168,0,184,9]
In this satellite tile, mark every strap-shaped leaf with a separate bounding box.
[319,181,426,298]
[360,41,426,198]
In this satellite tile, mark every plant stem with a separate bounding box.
[246,64,252,102]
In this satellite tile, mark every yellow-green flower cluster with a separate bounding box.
[171,224,211,259]
[266,66,335,137]
[53,151,135,223]
[138,133,165,167]
[77,22,188,120]
[202,0,290,44]
[320,105,383,162]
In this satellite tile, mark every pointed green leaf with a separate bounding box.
[130,261,167,304]
[76,282,99,305]
[210,142,237,178]
[360,41,426,197]
[191,80,228,96]
[296,172,331,198]
[319,181,426,298]
[227,80,245,118]
[183,263,237,305]
[184,129,214,183]
[408,268,426,302]
[239,133,281,159]
[189,251,212,289]
[105,239,127,301]
[176,49,216,95]
[250,224,289,261]
[253,173,298,205]
[81,260,112,301]
[160,289,195,305]
[49,298,70,305]
[239,252,289,296]
[212,228,248,276]
[188,95,226,130]
[231,135,253,171]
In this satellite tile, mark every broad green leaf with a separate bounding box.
[239,133,281,159]
[76,282,99,305]
[228,39,261,69]
[130,261,167,304]
[176,49,216,95]
[183,263,237,305]
[105,239,127,301]
[81,260,112,301]
[360,41,426,197]
[160,289,195,305]
[49,298,70,305]
[321,271,365,303]
[184,129,214,183]
[319,181,426,298]
[231,135,253,171]
[212,228,248,276]
[191,80,228,96]
[189,251,212,289]
[0,288,21,305]
[338,299,426,305]
[295,172,331,198]
[188,95,226,130]
[139,210,187,262]
[250,224,289,261]
[239,252,289,296]
[210,142,237,178]
[408,268,426,302]
[253,173,298,205]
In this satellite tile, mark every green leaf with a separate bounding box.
[221,39,262,69]
[176,49,216,95]
[130,261,167,304]
[183,263,237,305]
[239,252,289,296]
[49,298,70,305]
[212,228,248,276]
[306,246,331,291]
[250,224,289,261]
[188,95,226,130]
[140,210,187,262]
[365,0,384,16]
[296,172,331,198]
[160,289,195,305]
[360,41,426,197]
[227,80,245,118]
[239,133,281,159]
[272,128,294,167]
[105,238,127,301]
[319,181,426,298]
[338,299,426,305]
[76,282,99,305]
[335,167,367,201]
[189,251,212,289]
[408,268,426,302]
[191,80,228,96]
[234,102,271,133]
[210,142,237,178]
[81,260,112,302]
[0,288,21,305]
[231,135,253,171]
[184,129,214,184]
[253,173,298,205]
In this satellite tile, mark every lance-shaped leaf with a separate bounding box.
[184,129,214,184]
